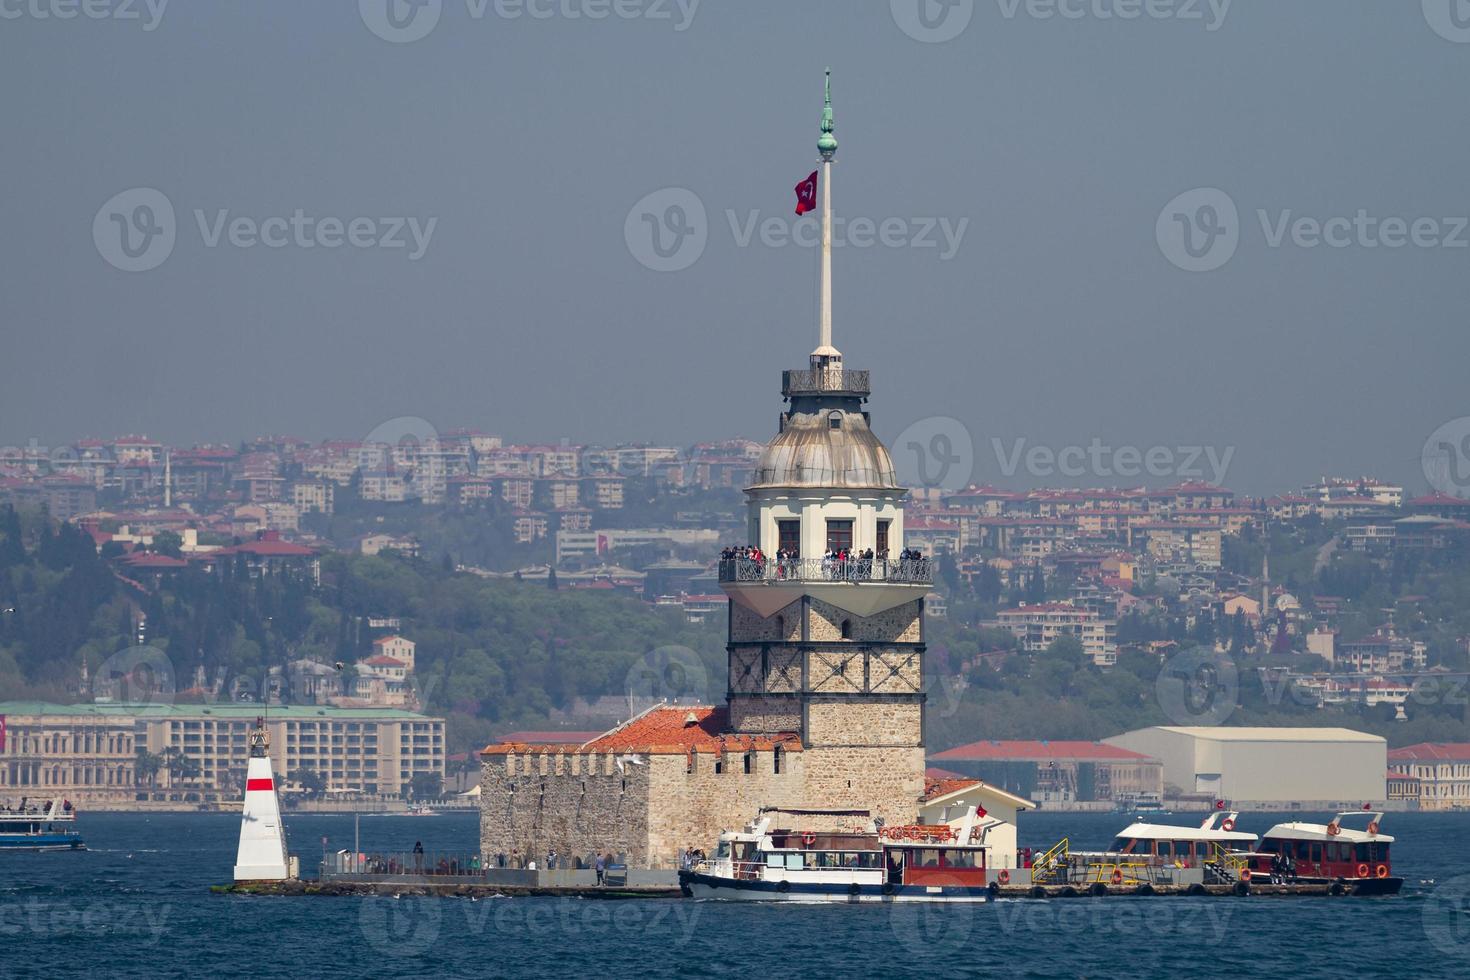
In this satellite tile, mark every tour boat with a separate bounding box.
[1245,811,1401,895]
[0,798,84,851]
[1097,810,1259,864]
[679,805,1001,903]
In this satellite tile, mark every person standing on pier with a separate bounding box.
[595,852,606,885]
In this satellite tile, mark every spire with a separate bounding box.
[813,68,839,365]
[818,67,837,161]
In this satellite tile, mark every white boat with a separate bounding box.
[679,804,1004,903]
[0,798,84,852]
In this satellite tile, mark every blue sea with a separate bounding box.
[2,809,1468,979]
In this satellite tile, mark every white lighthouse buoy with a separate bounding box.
[233,717,293,882]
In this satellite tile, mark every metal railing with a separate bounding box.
[1031,837,1070,884]
[321,851,488,879]
[781,369,871,397]
[718,557,933,585]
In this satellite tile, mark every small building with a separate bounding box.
[917,776,1035,869]
[1105,727,1386,804]
[929,739,1163,804]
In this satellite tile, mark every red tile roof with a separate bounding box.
[1388,743,1470,762]
[932,739,1154,762]
[921,777,982,801]
[362,655,406,667]
[482,705,801,756]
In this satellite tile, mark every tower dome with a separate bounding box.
[750,408,898,490]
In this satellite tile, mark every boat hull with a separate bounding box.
[679,870,988,903]
[0,834,85,851]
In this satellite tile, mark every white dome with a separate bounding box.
[749,409,899,490]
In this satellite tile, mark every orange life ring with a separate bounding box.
[1220,818,1235,832]
[1326,823,1341,836]
[1366,821,1379,835]
[802,831,816,847]
[1111,869,1124,885]
[1240,868,1251,882]
[997,869,1010,885]
[1356,863,1370,878]
[1376,864,1389,879]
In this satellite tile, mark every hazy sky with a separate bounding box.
[2,1,1467,494]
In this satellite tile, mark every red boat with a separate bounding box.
[1247,811,1401,895]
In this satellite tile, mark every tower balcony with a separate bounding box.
[781,369,870,399]
[718,556,933,618]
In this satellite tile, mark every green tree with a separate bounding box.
[290,767,326,798]
[133,748,163,787]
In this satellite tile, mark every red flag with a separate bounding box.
[794,170,818,215]
[0,714,6,753]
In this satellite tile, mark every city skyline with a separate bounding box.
[3,4,1467,495]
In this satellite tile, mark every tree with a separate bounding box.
[290,767,326,798]
[133,748,163,787]
[409,771,442,801]
[153,531,183,558]
[162,746,199,787]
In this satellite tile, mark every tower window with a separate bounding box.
[828,413,842,429]
[743,751,753,775]
[876,520,891,557]
[841,619,852,639]
[773,746,783,775]
[826,519,853,553]
[778,520,800,556]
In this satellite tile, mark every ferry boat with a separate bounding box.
[1245,811,1402,895]
[0,798,84,851]
[1042,811,1259,888]
[681,804,1002,903]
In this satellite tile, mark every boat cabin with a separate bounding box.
[1102,811,1258,867]
[1249,812,1395,881]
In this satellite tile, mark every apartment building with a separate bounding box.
[994,602,1119,667]
[0,702,446,803]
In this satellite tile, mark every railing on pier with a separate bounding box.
[1030,837,1070,884]
[717,557,933,585]
[321,850,489,881]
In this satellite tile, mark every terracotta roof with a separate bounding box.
[933,739,1154,762]
[482,705,802,756]
[1388,743,1470,762]
[921,777,982,801]
[362,655,406,667]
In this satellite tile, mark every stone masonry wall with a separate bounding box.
[480,751,650,867]
[807,597,922,643]
[645,746,808,861]
[799,745,926,829]
[804,699,922,747]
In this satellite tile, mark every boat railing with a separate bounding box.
[1206,841,1249,880]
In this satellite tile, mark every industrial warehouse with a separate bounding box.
[1104,727,1387,807]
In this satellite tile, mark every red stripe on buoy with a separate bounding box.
[246,778,274,791]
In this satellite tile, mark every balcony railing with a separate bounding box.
[718,557,933,585]
[781,369,871,397]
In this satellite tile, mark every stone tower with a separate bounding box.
[717,70,931,824]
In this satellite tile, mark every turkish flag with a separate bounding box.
[0,714,6,752]
[794,170,818,215]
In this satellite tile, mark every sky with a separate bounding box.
[1,1,1467,495]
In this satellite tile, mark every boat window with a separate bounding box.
[916,849,942,868]
[1295,841,1311,861]
[1310,843,1323,863]
[716,841,731,859]
[942,849,981,868]
[1258,839,1280,855]
[785,853,805,871]
[766,852,782,868]
[1156,840,1172,858]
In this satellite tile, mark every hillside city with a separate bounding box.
[2,430,1469,809]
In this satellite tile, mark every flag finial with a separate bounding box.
[818,68,837,160]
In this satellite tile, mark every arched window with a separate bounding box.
[828,413,842,429]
